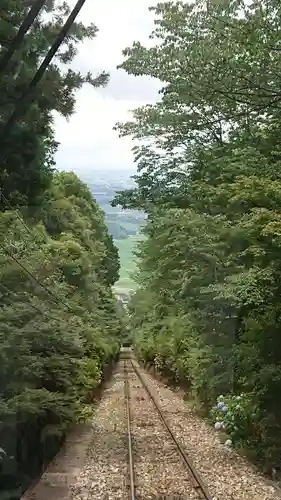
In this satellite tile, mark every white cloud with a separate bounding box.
[54,0,161,176]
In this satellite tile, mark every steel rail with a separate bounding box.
[130,360,213,500]
[124,361,136,500]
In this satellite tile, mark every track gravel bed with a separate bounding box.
[128,364,199,500]
[68,357,281,500]
[70,365,127,500]
[139,366,281,500]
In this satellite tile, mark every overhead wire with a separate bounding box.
[0,281,64,323]
[1,190,57,261]
[0,0,47,77]
[0,0,91,320]
[0,0,89,150]
[0,236,90,326]
[0,192,83,316]
[0,240,72,311]
[0,208,89,321]
[0,0,90,317]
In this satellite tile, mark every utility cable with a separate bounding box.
[0,191,74,310]
[0,194,86,319]
[1,190,90,315]
[1,191,53,260]
[0,0,89,149]
[0,0,47,77]
[0,281,64,323]
[0,0,90,318]
[0,240,72,311]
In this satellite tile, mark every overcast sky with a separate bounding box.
[54,0,161,177]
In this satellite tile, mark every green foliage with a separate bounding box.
[0,171,121,403]
[115,0,281,473]
[0,4,122,494]
[0,0,108,207]
[211,394,260,450]
[0,171,122,493]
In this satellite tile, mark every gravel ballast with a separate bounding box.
[138,365,281,500]
[128,363,200,499]
[70,365,127,500]
[69,358,281,500]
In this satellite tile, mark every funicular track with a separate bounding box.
[123,356,213,500]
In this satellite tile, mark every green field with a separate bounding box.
[114,235,142,292]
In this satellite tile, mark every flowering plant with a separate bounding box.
[210,393,259,447]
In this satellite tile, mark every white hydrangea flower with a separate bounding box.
[214,421,222,430]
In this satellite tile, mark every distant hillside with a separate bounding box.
[81,169,145,293]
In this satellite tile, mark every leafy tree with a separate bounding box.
[0,4,121,495]
[0,0,108,207]
[0,171,121,495]
[114,0,281,472]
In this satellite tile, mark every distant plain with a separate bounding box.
[84,169,145,293]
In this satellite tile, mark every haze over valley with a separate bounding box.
[80,168,145,295]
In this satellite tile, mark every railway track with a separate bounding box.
[123,357,213,500]
[20,352,281,500]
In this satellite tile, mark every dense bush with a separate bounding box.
[211,394,261,451]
